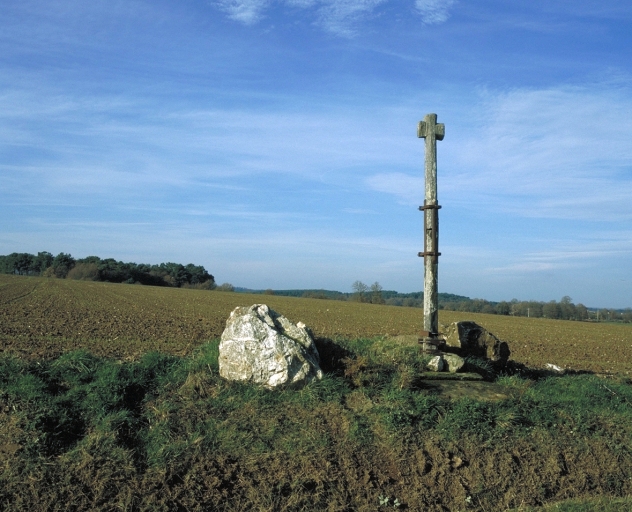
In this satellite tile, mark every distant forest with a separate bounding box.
[238,287,632,323]
[0,251,215,289]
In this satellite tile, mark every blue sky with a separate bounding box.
[1,0,631,308]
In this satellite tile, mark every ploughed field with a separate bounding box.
[1,274,630,374]
[3,274,632,511]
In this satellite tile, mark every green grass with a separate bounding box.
[1,338,632,510]
[514,496,632,511]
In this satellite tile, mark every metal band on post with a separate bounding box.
[418,202,441,262]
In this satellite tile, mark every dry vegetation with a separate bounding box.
[1,275,630,374]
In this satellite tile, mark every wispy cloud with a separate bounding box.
[367,82,632,221]
[215,0,270,25]
[454,83,632,220]
[365,172,423,204]
[315,0,387,36]
[415,0,456,24]
[0,82,416,205]
[483,232,632,275]
[211,0,453,35]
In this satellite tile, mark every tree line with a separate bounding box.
[243,282,468,307]
[0,251,216,289]
[439,295,632,323]
[8,253,625,322]
[247,283,632,324]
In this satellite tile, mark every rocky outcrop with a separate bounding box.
[443,321,510,364]
[219,304,323,389]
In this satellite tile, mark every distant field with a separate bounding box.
[1,274,630,373]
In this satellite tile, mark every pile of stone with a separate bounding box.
[425,321,510,373]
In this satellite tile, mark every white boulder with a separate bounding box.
[219,304,323,389]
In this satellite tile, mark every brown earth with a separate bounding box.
[2,275,632,511]
[1,275,631,374]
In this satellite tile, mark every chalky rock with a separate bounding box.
[545,363,565,374]
[219,304,323,389]
[426,355,444,372]
[442,353,466,373]
[444,321,510,363]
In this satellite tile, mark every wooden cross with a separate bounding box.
[417,114,444,351]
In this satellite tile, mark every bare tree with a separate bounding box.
[370,282,384,304]
[352,281,368,302]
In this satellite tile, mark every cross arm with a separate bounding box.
[417,120,445,141]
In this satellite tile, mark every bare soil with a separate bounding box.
[1,275,630,375]
[2,275,632,511]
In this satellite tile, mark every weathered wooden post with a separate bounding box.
[417,113,444,353]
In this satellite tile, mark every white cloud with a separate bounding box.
[365,172,423,204]
[0,82,417,208]
[215,0,270,24]
[367,82,632,221]
[212,0,452,35]
[415,0,456,24]
[483,232,632,276]
[316,0,387,36]
[455,84,632,220]
[284,0,317,6]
